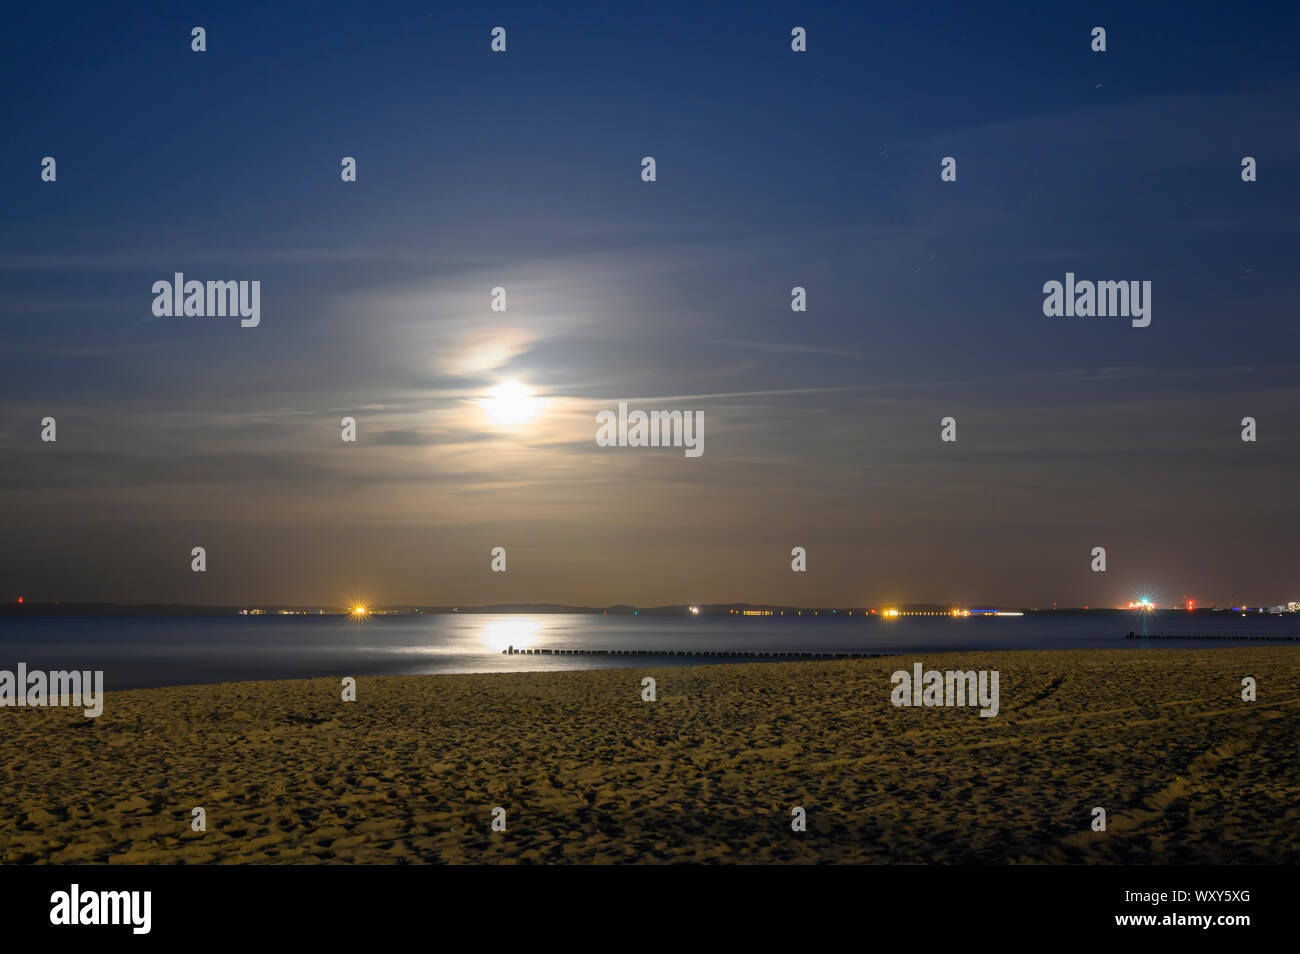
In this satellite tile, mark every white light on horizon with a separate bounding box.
[480,617,540,652]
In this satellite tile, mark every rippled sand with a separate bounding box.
[1,648,1295,864]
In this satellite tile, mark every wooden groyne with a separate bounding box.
[1126,632,1300,641]
[502,646,886,659]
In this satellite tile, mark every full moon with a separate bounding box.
[482,380,539,427]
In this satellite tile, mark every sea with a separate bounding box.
[0,611,1294,691]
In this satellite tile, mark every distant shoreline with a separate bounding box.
[2,602,1288,619]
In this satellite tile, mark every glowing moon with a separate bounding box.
[482,381,539,427]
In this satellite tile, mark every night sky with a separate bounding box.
[2,2,1298,608]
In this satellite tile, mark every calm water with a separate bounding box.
[0,612,1293,690]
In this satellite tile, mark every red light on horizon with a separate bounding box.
[16,596,22,604]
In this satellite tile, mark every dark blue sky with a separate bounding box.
[2,1,1298,607]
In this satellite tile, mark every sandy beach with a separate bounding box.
[1,647,1296,864]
